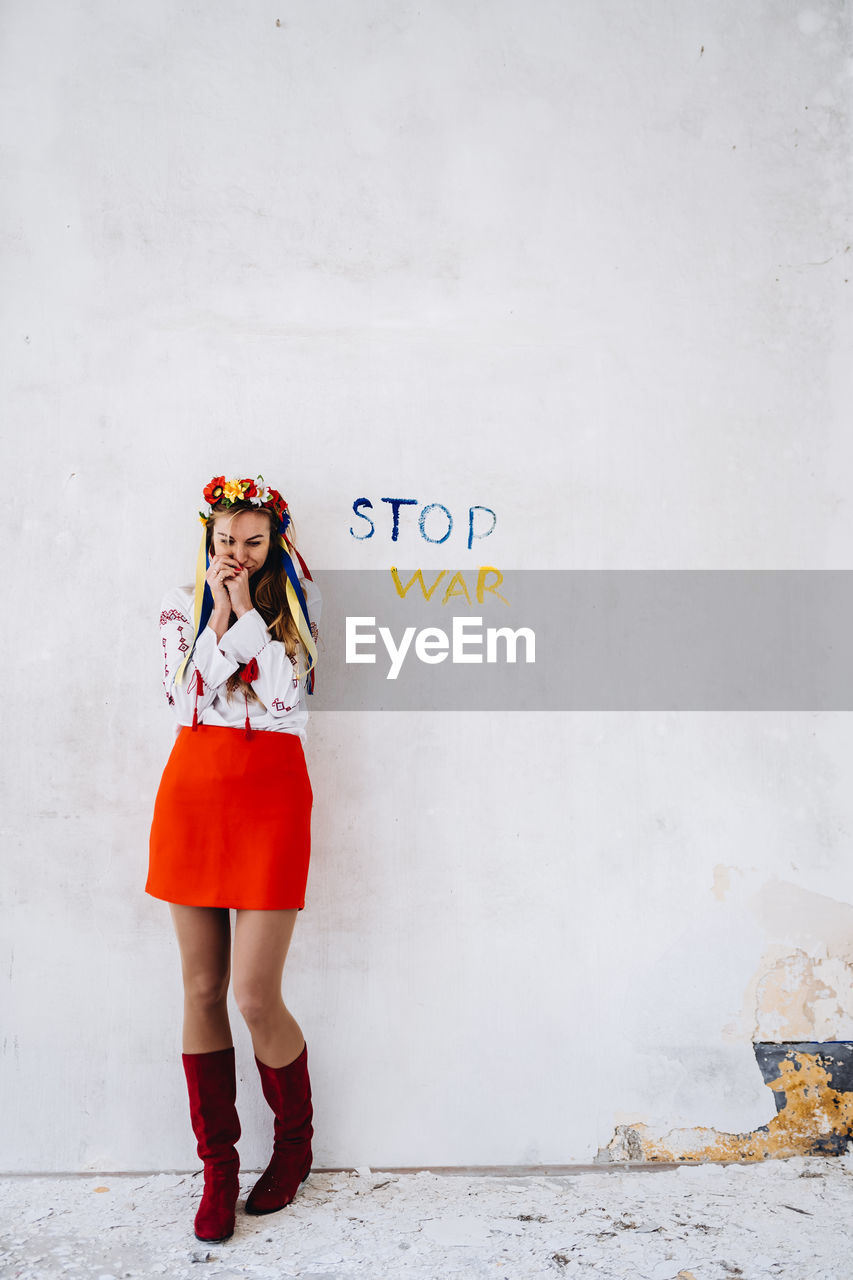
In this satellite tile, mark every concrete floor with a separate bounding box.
[1,1154,850,1280]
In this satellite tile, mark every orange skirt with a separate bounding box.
[146,725,313,910]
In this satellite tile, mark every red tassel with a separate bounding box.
[244,688,252,740]
[241,658,259,683]
[191,670,204,731]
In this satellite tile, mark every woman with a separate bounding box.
[146,475,322,1244]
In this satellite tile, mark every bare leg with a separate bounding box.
[168,904,233,1053]
[232,909,302,1067]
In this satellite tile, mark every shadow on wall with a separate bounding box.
[608,1042,853,1162]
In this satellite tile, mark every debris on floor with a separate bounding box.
[1,1152,851,1279]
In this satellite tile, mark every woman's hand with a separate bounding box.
[205,554,243,611]
[223,560,253,617]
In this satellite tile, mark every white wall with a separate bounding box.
[3,0,852,1171]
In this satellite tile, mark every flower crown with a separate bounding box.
[199,475,290,528]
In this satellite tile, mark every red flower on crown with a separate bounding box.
[203,476,226,505]
[265,488,288,520]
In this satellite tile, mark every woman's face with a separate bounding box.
[210,509,272,577]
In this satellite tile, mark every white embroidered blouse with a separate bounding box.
[158,579,322,745]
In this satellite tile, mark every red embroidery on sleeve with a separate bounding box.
[161,609,190,711]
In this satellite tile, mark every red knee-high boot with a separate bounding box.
[245,1041,313,1215]
[182,1046,242,1242]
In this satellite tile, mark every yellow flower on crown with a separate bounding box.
[222,479,246,502]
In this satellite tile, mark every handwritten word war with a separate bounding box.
[351,498,497,548]
[390,566,509,606]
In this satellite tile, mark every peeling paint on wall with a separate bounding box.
[610,878,853,1164]
[607,1046,853,1162]
[723,881,853,1044]
[611,879,853,1163]
[753,951,852,1042]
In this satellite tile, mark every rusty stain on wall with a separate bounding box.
[608,1048,853,1162]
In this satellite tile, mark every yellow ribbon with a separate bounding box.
[282,535,318,683]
